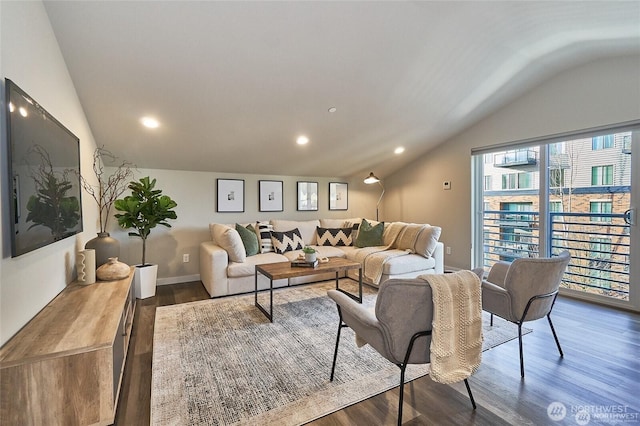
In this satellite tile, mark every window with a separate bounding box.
[550,201,563,213]
[592,135,614,150]
[590,201,612,222]
[591,165,613,186]
[549,168,565,187]
[484,153,493,164]
[549,142,565,155]
[484,175,492,191]
[501,172,533,190]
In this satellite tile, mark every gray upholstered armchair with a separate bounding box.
[482,250,571,377]
[327,277,476,426]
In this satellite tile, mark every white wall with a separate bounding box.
[382,54,640,269]
[108,169,364,283]
[0,1,100,345]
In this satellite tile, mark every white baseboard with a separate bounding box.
[157,274,201,286]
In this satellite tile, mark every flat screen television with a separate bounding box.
[5,79,82,257]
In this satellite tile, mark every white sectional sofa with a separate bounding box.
[199,218,443,298]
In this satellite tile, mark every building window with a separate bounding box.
[590,201,612,222]
[550,201,563,213]
[484,175,492,191]
[549,142,565,155]
[592,135,614,150]
[484,153,493,164]
[501,172,533,190]
[549,168,565,187]
[591,165,613,186]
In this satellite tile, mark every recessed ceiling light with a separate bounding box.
[328,107,337,113]
[141,116,159,129]
[9,102,15,113]
[297,136,309,145]
[19,107,28,117]
[394,146,405,154]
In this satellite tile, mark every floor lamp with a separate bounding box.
[364,172,385,221]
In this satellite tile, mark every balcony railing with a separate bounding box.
[483,210,630,301]
[493,149,538,168]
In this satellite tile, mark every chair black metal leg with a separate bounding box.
[490,313,494,326]
[464,379,477,409]
[518,323,525,378]
[330,307,344,382]
[547,313,564,357]
[397,364,407,426]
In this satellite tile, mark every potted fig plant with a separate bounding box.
[114,176,177,298]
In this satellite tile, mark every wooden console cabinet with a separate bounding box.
[0,269,135,425]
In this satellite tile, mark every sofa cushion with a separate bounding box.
[355,219,384,247]
[380,254,436,275]
[235,223,259,256]
[316,226,353,246]
[394,223,426,251]
[210,223,246,263]
[414,225,442,258]
[227,252,288,277]
[271,219,320,245]
[271,228,304,254]
[256,221,274,253]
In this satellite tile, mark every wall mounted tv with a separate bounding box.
[5,79,82,257]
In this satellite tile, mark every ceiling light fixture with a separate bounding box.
[297,136,309,145]
[141,116,159,128]
[394,146,405,155]
[328,107,337,113]
[364,172,385,221]
[19,107,28,117]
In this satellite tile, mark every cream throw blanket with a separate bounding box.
[418,270,482,384]
[353,222,407,285]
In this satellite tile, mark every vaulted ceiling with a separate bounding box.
[43,1,640,179]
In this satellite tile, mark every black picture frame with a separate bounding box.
[216,178,245,212]
[297,181,318,211]
[259,180,283,212]
[329,182,348,210]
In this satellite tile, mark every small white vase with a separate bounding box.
[304,252,316,263]
[77,249,96,284]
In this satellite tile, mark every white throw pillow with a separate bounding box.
[210,223,246,263]
[414,225,442,258]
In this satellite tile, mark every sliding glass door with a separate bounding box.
[473,125,639,311]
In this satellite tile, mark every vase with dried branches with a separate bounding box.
[79,147,135,267]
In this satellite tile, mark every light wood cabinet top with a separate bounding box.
[0,268,134,368]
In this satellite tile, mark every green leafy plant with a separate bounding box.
[302,246,316,254]
[26,145,80,240]
[114,176,177,265]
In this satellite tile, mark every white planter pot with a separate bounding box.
[134,264,158,299]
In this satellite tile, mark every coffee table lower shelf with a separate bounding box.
[254,258,362,322]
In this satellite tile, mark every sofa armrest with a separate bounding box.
[199,242,229,297]
[432,242,444,274]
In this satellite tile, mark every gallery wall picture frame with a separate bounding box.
[297,181,318,211]
[216,179,245,212]
[329,182,348,210]
[259,180,284,212]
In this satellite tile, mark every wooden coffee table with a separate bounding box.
[254,257,362,322]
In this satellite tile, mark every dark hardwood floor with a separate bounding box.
[115,281,640,425]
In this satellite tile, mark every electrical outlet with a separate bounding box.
[443,181,451,190]
[446,246,452,255]
[183,253,190,263]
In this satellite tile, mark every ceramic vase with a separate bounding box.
[96,257,130,281]
[305,252,317,263]
[77,249,96,284]
[85,232,120,268]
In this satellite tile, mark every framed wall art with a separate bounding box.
[259,180,283,212]
[297,181,318,211]
[216,179,245,212]
[329,182,348,210]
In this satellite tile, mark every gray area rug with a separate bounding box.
[151,280,528,425]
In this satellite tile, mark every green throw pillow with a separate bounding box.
[354,219,384,248]
[235,223,259,256]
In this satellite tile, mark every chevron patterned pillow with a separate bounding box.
[270,228,304,254]
[316,226,353,246]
